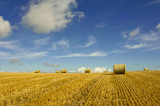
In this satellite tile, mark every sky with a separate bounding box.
[0,0,160,72]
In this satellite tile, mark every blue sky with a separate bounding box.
[0,0,160,72]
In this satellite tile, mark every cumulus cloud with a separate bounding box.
[52,39,69,50]
[43,62,60,67]
[92,67,106,73]
[55,51,107,58]
[34,37,50,45]
[77,67,109,73]
[22,0,84,34]
[10,58,19,63]
[0,16,12,38]
[77,67,86,73]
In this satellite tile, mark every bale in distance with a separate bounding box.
[85,69,91,73]
[34,70,40,73]
[61,69,67,73]
[113,64,126,74]
[55,71,60,73]
[144,68,149,71]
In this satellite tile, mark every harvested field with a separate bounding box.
[0,71,160,105]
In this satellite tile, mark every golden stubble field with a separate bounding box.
[0,71,160,105]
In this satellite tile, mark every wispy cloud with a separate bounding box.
[109,49,125,54]
[129,27,140,37]
[52,39,69,50]
[0,51,48,59]
[122,27,140,38]
[145,0,160,6]
[0,41,19,50]
[55,51,107,58]
[124,44,147,49]
[34,37,50,45]
[95,23,106,28]
[0,51,9,56]
[17,51,48,59]
[121,23,160,51]
[79,36,96,48]
[43,62,60,67]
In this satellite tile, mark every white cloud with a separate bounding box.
[0,16,12,38]
[95,23,106,28]
[77,67,86,73]
[55,51,107,58]
[34,37,50,45]
[109,49,125,54]
[79,36,96,48]
[145,0,160,6]
[129,27,140,37]
[0,51,9,56]
[0,70,5,72]
[122,31,128,38]
[17,51,47,59]
[108,68,113,72]
[138,30,160,42]
[43,62,60,67]
[52,39,69,50]
[0,41,19,50]
[124,44,147,49]
[92,67,106,73]
[156,23,160,29]
[121,23,160,51]
[22,0,84,34]
[84,36,96,47]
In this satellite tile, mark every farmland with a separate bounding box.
[0,71,160,105]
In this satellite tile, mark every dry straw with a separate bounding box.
[61,69,67,73]
[144,68,149,71]
[85,69,91,73]
[113,64,126,74]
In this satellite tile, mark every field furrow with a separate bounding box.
[0,71,160,105]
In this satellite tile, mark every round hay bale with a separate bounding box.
[113,64,126,74]
[55,71,60,73]
[144,68,149,71]
[85,69,91,73]
[61,69,67,73]
[34,70,40,73]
